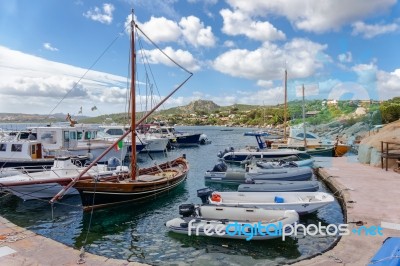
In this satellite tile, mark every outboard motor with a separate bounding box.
[179,204,195,217]
[217,151,223,158]
[212,161,227,172]
[197,188,214,203]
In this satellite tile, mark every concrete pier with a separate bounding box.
[0,216,145,265]
[294,156,400,265]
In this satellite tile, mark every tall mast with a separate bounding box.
[302,84,307,147]
[283,69,287,140]
[130,10,137,179]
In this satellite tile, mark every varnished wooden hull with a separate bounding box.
[73,157,189,211]
[334,144,350,157]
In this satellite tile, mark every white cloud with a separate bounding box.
[223,40,235,48]
[210,86,285,106]
[257,80,274,88]
[83,3,114,24]
[377,69,400,100]
[132,15,216,48]
[213,38,327,80]
[338,52,352,63]
[0,45,128,114]
[226,0,396,33]
[220,9,285,42]
[135,16,181,43]
[140,47,200,72]
[327,82,371,101]
[43,43,59,52]
[352,21,399,38]
[179,16,216,47]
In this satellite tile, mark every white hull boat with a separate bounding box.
[140,136,169,152]
[205,191,335,215]
[237,180,320,192]
[255,158,314,169]
[166,204,299,240]
[0,156,129,200]
[204,167,313,184]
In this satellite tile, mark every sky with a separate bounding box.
[0,0,400,117]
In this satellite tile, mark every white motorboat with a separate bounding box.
[0,138,88,170]
[20,125,129,162]
[217,133,310,163]
[100,125,168,152]
[0,156,129,200]
[202,190,334,215]
[166,204,299,240]
[237,180,320,192]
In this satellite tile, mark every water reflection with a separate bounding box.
[0,126,345,265]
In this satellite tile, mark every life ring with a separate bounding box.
[211,193,221,202]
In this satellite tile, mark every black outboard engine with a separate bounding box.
[197,188,214,204]
[179,204,195,217]
[212,161,227,172]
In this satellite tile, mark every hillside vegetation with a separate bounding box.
[1,98,399,127]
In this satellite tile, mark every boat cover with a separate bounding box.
[368,237,400,266]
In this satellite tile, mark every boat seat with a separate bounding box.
[137,175,165,182]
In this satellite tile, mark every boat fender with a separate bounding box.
[244,178,255,184]
[274,196,284,203]
[211,193,222,202]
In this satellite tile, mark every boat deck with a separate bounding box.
[293,156,400,265]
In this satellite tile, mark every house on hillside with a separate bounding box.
[306,111,320,117]
[327,99,338,107]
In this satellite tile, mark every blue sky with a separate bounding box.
[0,0,399,116]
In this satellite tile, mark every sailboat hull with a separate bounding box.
[73,157,189,211]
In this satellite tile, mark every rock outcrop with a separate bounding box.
[357,119,400,169]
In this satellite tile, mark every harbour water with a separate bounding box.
[0,126,344,265]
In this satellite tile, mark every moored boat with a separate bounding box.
[0,156,129,200]
[205,167,313,184]
[0,138,88,171]
[166,204,299,240]
[200,190,334,215]
[255,158,314,169]
[218,133,309,163]
[49,11,192,211]
[237,180,320,192]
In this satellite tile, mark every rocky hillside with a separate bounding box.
[160,100,220,115]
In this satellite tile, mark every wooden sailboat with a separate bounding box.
[50,11,191,211]
[272,80,350,157]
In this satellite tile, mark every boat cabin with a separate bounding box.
[0,140,44,160]
[26,125,101,151]
[100,125,129,136]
